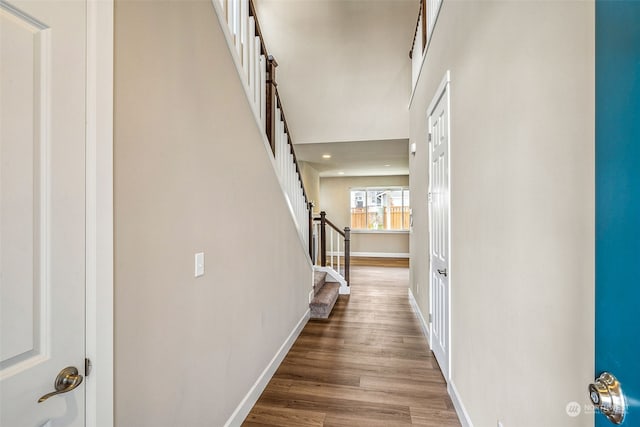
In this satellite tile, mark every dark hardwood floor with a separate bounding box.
[243,266,461,426]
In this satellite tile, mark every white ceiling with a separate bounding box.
[294,139,409,177]
[254,0,417,144]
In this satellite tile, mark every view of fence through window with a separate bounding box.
[350,187,410,230]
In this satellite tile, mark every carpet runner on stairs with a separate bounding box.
[309,271,340,319]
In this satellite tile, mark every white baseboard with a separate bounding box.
[448,381,473,427]
[352,251,409,258]
[408,288,430,345]
[324,251,409,258]
[224,309,310,426]
[408,289,472,426]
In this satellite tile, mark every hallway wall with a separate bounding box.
[409,1,595,426]
[113,1,312,425]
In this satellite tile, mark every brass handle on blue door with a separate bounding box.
[38,367,83,403]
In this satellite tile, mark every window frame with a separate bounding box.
[349,186,410,232]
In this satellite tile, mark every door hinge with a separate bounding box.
[428,313,432,323]
[428,133,432,142]
[428,192,433,203]
[85,358,92,377]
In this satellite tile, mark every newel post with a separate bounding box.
[265,55,278,155]
[344,227,351,286]
[320,211,327,267]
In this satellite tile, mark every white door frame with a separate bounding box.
[427,70,451,381]
[85,0,114,425]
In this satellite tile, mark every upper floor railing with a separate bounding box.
[409,0,443,89]
[216,0,311,255]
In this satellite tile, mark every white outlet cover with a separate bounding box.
[195,252,204,277]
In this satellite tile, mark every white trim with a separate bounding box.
[427,70,452,382]
[408,288,430,344]
[350,230,409,235]
[85,0,114,426]
[427,70,451,117]
[314,266,350,295]
[224,309,310,427]
[448,381,473,427]
[351,251,409,258]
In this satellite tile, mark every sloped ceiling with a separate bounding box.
[254,0,418,176]
[254,0,419,147]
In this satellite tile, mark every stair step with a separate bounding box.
[313,271,327,295]
[310,282,340,320]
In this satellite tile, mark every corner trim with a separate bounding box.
[448,381,474,427]
[408,288,430,344]
[224,309,310,427]
[85,0,114,425]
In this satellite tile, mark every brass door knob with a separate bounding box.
[38,366,83,403]
[589,372,626,424]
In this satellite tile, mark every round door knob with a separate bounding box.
[589,372,626,424]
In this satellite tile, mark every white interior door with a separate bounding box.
[428,77,450,379]
[1,0,86,425]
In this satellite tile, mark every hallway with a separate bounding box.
[243,266,461,426]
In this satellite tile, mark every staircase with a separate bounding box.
[309,211,351,319]
[215,0,348,320]
[310,271,341,320]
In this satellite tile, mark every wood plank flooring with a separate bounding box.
[243,266,461,427]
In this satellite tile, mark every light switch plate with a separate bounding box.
[195,252,204,277]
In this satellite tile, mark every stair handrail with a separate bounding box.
[250,0,309,207]
[313,211,351,286]
[217,0,311,257]
[409,0,426,59]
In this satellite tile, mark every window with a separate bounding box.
[350,187,410,231]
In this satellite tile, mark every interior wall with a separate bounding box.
[114,1,312,425]
[409,1,594,426]
[253,0,417,143]
[319,175,409,255]
[299,161,320,213]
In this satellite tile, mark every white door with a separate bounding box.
[1,0,86,425]
[428,76,450,379]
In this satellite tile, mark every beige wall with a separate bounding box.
[299,161,320,213]
[114,2,312,425]
[409,2,594,426]
[254,0,417,143]
[320,176,409,255]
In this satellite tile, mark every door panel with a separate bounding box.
[595,1,640,425]
[429,85,450,379]
[0,0,86,425]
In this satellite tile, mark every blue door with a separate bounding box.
[596,1,640,425]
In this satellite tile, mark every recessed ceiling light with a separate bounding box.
[384,164,391,167]
[338,171,345,175]
[322,154,331,159]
